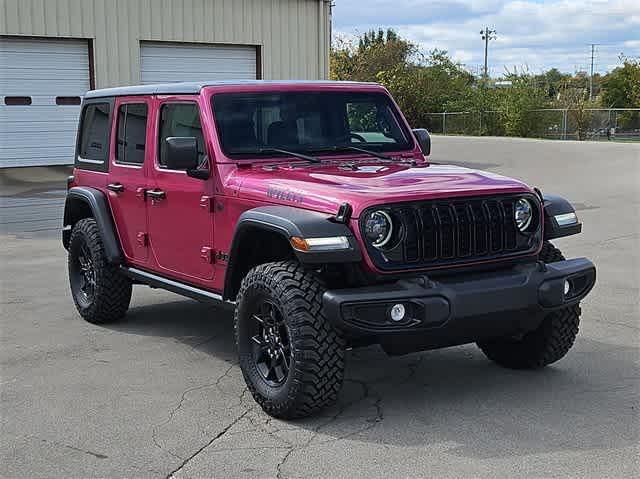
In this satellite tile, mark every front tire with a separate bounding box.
[68,218,132,324]
[477,241,581,369]
[235,261,346,419]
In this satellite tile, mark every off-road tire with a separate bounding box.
[235,261,346,419]
[68,218,132,324]
[477,241,581,369]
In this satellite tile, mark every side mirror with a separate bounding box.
[164,136,199,170]
[412,128,431,156]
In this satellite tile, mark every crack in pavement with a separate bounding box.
[275,376,385,479]
[160,353,426,478]
[274,354,428,478]
[166,409,251,479]
[151,365,235,461]
[315,355,425,446]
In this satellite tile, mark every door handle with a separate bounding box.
[107,183,125,193]
[145,189,166,200]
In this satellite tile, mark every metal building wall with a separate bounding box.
[0,0,331,88]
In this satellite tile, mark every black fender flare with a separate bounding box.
[223,205,361,299]
[62,186,123,264]
[542,194,582,240]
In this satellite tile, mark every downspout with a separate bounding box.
[318,0,329,79]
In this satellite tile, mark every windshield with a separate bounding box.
[211,91,413,158]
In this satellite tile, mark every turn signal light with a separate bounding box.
[289,236,350,252]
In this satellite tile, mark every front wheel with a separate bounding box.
[477,242,581,369]
[235,261,346,419]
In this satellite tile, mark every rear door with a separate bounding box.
[146,97,215,282]
[106,97,151,265]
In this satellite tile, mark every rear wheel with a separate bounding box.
[68,218,132,324]
[235,261,345,419]
[477,241,581,369]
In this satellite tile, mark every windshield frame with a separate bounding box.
[209,88,416,160]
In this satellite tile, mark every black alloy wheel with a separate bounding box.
[73,241,97,305]
[250,299,292,386]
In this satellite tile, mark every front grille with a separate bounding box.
[360,194,541,271]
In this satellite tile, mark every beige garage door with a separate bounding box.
[140,42,257,84]
[0,37,90,167]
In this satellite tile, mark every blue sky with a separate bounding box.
[332,0,640,76]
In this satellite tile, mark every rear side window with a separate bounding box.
[158,103,206,169]
[78,103,111,162]
[116,103,148,164]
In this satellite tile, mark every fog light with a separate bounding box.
[389,303,406,322]
[564,280,571,296]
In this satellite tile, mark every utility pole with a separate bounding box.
[589,43,598,101]
[480,27,497,81]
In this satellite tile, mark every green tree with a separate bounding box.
[601,58,640,129]
[376,50,475,129]
[601,57,640,108]
[556,87,598,140]
[330,29,415,82]
[495,74,549,137]
[533,68,572,99]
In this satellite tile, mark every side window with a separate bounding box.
[158,103,206,169]
[115,103,148,164]
[78,103,111,162]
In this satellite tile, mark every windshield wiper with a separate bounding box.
[311,145,394,161]
[257,148,321,163]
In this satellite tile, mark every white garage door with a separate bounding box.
[140,42,257,84]
[0,38,90,168]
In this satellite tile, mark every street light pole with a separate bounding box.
[480,27,497,81]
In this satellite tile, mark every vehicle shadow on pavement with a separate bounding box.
[105,298,238,363]
[106,298,638,459]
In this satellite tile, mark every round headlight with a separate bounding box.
[364,210,393,248]
[515,198,533,232]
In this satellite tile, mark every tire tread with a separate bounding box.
[68,218,131,324]
[235,261,345,419]
[477,241,581,369]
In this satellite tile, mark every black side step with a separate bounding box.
[121,266,233,306]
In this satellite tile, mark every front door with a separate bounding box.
[146,98,215,282]
[106,98,151,265]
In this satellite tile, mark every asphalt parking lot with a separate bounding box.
[1,137,639,479]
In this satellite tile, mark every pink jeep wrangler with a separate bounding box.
[63,81,595,418]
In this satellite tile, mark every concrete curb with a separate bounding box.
[0,166,72,196]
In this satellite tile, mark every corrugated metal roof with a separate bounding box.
[84,80,380,98]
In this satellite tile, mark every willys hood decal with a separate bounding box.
[235,162,533,218]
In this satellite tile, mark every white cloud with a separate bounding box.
[332,0,640,75]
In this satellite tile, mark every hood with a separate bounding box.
[235,161,533,218]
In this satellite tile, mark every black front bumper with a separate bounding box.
[323,258,596,354]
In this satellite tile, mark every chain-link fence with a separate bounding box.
[423,108,640,141]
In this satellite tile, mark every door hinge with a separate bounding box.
[136,232,148,246]
[200,246,214,263]
[200,195,215,213]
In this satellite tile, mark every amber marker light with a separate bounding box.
[290,236,350,252]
